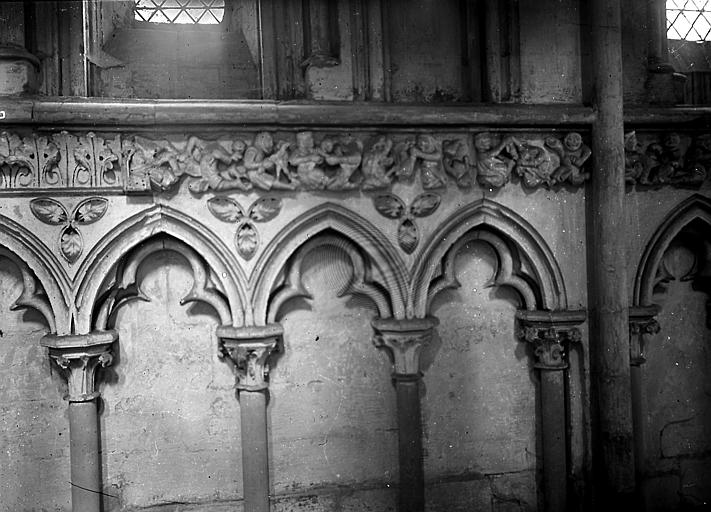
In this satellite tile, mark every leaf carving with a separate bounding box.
[249,197,282,222]
[60,226,83,263]
[236,222,259,260]
[207,197,244,223]
[73,197,108,225]
[373,193,406,219]
[398,218,419,254]
[30,198,68,225]
[410,192,441,217]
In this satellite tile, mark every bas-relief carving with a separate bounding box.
[29,197,109,263]
[372,192,441,254]
[207,196,282,260]
[0,130,120,189]
[0,129,592,195]
[625,131,711,188]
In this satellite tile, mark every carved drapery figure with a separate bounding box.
[474,132,517,188]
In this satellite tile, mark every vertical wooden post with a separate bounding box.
[372,317,438,512]
[217,324,283,512]
[41,331,117,512]
[589,0,636,504]
[517,310,586,512]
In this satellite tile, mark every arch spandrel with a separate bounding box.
[250,202,408,325]
[0,213,71,334]
[634,193,711,307]
[411,198,568,317]
[73,204,248,334]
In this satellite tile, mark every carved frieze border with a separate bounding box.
[1,129,593,195]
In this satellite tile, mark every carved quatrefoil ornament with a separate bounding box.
[207,196,282,260]
[30,197,109,264]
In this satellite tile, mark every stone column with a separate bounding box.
[0,2,40,95]
[41,330,117,512]
[516,310,586,512]
[371,317,438,512]
[217,324,283,512]
[628,306,660,486]
[589,0,636,504]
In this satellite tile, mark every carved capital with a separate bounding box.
[217,324,283,391]
[516,310,586,371]
[41,331,118,402]
[371,317,439,378]
[629,306,661,366]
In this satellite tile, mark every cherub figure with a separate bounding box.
[289,131,329,190]
[410,134,447,189]
[321,136,363,191]
[474,132,518,188]
[243,132,297,191]
[443,139,472,188]
[361,136,395,190]
[545,132,591,186]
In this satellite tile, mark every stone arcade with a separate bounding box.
[1,0,711,511]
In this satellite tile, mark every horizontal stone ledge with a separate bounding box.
[1,98,595,127]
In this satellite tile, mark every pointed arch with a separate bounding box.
[73,205,247,334]
[634,194,711,306]
[0,213,71,334]
[411,198,567,317]
[250,203,408,325]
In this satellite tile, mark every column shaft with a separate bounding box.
[240,390,270,512]
[68,400,101,512]
[540,370,566,512]
[590,0,635,502]
[395,378,424,512]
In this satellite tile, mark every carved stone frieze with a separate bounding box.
[29,197,109,264]
[371,317,439,378]
[0,131,120,189]
[624,131,711,188]
[41,331,117,402]
[216,324,283,391]
[0,129,593,195]
[516,310,586,370]
[207,196,282,260]
[372,192,440,254]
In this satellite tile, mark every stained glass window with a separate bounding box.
[667,0,711,41]
[134,0,225,24]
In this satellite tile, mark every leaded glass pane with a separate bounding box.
[668,0,711,41]
[134,0,225,24]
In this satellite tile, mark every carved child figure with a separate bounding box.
[321,136,363,190]
[474,132,517,189]
[545,132,591,186]
[289,131,330,190]
[243,132,297,191]
[185,136,252,193]
[514,142,551,189]
[442,139,472,188]
[624,131,645,185]
[361,136,395,190]
[410,134,446,189]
